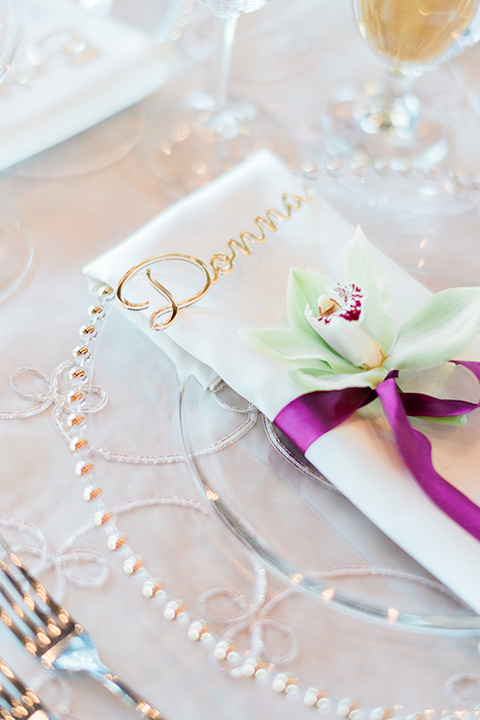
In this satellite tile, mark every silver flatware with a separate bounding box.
[0,655,51,720]
[0,539,165,719]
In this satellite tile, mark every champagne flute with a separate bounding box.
[140,0,277,193]
[0,0,32,300]
[324,0,480,167]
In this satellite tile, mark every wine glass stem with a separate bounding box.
[215,14,238,112]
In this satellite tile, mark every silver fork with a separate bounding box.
[0,656,52,720]
[0,541,166,720]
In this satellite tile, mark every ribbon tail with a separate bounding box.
[400,360,480,418]
[376,375,480,543]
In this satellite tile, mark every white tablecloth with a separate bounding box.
[1,1,480,718]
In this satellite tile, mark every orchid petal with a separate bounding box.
[240,327,355,372]
[306,308,384,370]
[286,268,332,337]
[289,365,388,392]
[386,287,480,370]
[343,226,396,353]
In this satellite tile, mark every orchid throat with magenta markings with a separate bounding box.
[115,188,312,331]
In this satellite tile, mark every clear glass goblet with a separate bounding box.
[140,0,278,194]
[324,0,480,168]
[0,0,32,300]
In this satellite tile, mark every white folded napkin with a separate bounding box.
[0,0,175,171]
[84,149,480,614]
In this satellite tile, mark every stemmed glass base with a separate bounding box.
[314,71,480,217]
[139,92,278,193]
[323,81,448,169]
[140,8,281,195]
[0,208,33,300]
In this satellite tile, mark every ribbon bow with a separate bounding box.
[275,360,480,542]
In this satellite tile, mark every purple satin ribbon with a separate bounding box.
[274,360,480,542]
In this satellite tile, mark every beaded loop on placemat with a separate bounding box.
[63,282,480,719]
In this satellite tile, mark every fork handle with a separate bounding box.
[95,672,166,720]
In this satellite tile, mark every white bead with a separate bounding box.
[350,710,365,720]
[123,557,136,574]
[273,673,289,693]
[226,650,240,664]
[75,460,93,477]
[164,600,185,621]
[187,621,204,641]
[242,660,256,678]
[69,437,87,453]
[337,700,360,718]
[164,606,175,620]
[317,698,332,714]
[176,611,189,626]
[213,641,229,660]
[142,583,154,598]
[82,486,95,501]
[304,687,320,707]
[200,632,215,647]
[107,534,119,550]
[370,708,388,720]
[142,579,163,598]
[254,667,268,682]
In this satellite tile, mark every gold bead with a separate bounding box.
[70,438,88,452]
[97,284,114,300]
[88,305,105,318]
[67,390,84,404]
[67,414,84,427]
[72,345,91,359]
[273,673,299,694]
[107,534,127,551]
[75,462,93,476]
[83,486,102,501]
[142,579,164,598]
[164,600,185,620]
[124,557,144,574]
[69,367,86,382]
[79,325,97,338]
[94,511,112,526]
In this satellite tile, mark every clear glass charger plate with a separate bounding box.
[87,305,480,716]
[82,182,480,717]
[178,375,480,631]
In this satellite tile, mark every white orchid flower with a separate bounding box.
[305,282,385,371]
[241,226,480,396]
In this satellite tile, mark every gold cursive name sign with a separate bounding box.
[116,187,312,331]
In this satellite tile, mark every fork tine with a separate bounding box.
[1,551,72,630]
[0,606,39,658]
[0,561,42,635]
[0,538,166,719]
[0,550,75,659]
[0,562,49,657]
[0,657,50,720]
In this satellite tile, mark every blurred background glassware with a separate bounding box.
[323,0,480,168]
[6,1,145,180]
[139,0,279,194]
[0,0,32,300]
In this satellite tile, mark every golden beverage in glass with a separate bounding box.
[356,0,480,69]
